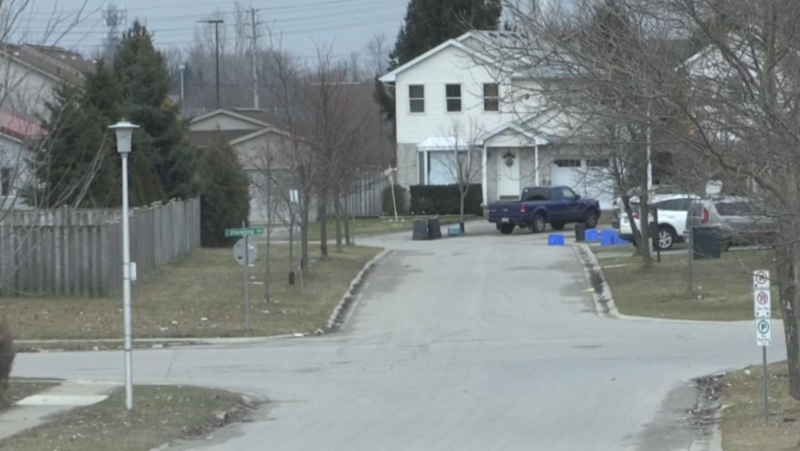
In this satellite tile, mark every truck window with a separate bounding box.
[522,188,549,201]
[561,187,577,201]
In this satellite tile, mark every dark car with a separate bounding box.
[487,186,601,234]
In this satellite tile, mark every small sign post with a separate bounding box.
[231,227,260,332]
[753,270,771,422]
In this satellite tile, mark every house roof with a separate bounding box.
[416,136,472,151]
[378,33,498,84]
[0,44,93,86]
[187,129,255,148]
[480,122,549,146]
[0,112,45,141]
[188,108,282,128]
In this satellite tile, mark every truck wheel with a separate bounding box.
[550,222,565,230]
[499,224,515,235]
[531,214,547,233]
[584,210,599,229]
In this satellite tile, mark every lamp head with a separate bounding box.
[109,120,140,155]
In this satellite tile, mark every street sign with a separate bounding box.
[756,318,771,346]
[754,289,771,318]
[233,238,258,266]
[753,270,770,290]
[225,227,264,238]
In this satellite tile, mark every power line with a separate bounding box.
[22,2,404,35]
[60,14,401,50]
[21,0,405,21]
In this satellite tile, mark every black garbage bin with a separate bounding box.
[412,219,428,240]
[428,218,442,239]
[575,223,586,242]
[692,227,722,260]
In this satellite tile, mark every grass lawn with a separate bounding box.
[0,378,61,411]
[720,362,800,450]
[304,216,467,239]
[1,244,382,340]
[598,248,777,321]
[0,385,253,451]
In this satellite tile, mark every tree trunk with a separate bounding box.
[301,201,310,273]
[334,192,343,252]
[459,189,466,233]
[777,242,800,399]
[638,155,652,267]
[341,197,352,245]
[319,195,328,258]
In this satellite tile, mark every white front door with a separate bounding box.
[496,148,520,198]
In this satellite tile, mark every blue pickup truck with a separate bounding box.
[487,186,601,234]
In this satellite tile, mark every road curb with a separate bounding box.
[572,243,620,318]
[326,249,390,330]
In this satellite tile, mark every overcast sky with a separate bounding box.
[19,0,409,60]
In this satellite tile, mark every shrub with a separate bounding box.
[199,132,251,247]
[382,185,407,216]
[0,320,14,393]
[409,184,483,216]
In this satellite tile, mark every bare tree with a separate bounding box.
[436,119,485,232]
[363,32,389,78]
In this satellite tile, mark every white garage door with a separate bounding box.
[551,159,615,210]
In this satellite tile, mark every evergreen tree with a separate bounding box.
[199,131,251,247]
[374,0,503,122]
[33,63,120,208]
[114,20,200,203]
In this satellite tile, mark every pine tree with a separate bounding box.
[374,0,503,122]
[114,20,200,203]
[199,131,251,247]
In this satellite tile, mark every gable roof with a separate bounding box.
[480,122,549,146]
[188,108,277,128]
[378,32,498,84]
[0,44,92,86]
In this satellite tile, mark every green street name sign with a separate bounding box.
[225,227,264,237]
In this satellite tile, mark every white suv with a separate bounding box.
[617,194,699,250]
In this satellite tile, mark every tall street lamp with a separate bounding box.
[109,119,140,411]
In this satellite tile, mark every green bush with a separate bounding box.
[199,132,251,247]
[382,185,407,216]
[0,320,14,394]
[409,184,483,216]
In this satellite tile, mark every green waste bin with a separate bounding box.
[692,227,722,260]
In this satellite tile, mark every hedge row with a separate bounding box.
[409,184,483,216]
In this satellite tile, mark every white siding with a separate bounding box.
[395,45,547,144]
[0,56,57,118]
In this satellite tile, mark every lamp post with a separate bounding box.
[109,119,140,411]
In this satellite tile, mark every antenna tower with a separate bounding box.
[102,2,127,62]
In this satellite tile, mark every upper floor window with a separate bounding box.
[446,84,461,112]
[409,85,425,113]
[484,83,499,111]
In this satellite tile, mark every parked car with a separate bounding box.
[487,185,601,234]
[611,184,686,230]
[617,194,699,250]
[684,196,778,250]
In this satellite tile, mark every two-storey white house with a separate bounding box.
[378,31,615,209]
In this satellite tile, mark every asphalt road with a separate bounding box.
[13,222,785,451]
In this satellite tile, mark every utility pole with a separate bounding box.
[248,7,261,109]
[198,19,224,109]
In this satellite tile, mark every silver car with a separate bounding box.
[684,196,778,249]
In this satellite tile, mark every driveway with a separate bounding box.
[13,222,784,450]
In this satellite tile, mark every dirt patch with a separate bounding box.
[0,385,260,451]
[720,362,800,450]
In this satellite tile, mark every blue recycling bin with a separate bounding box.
[600,229,616,246]
[548,233,565,246]
[448,224,461,237]
[585,228,599,242]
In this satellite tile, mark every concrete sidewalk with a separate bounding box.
[0,380,117,441]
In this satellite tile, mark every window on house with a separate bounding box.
[483,83,499,111]
[586,159,609,167]
[409,85,425,113]
[446,84,462,112]
[1,167,11,196]
[554,159,581,168]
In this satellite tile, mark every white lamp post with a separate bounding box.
[109,119,139,411]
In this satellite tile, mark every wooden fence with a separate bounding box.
[0,198,201,298]
[339,170,391,218]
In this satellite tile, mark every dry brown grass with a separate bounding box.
[1,244,382,340]
[0,385,252,451]
[599,248,777,321]
[721,362,800,450]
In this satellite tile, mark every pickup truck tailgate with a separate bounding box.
[488,202,522,223]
